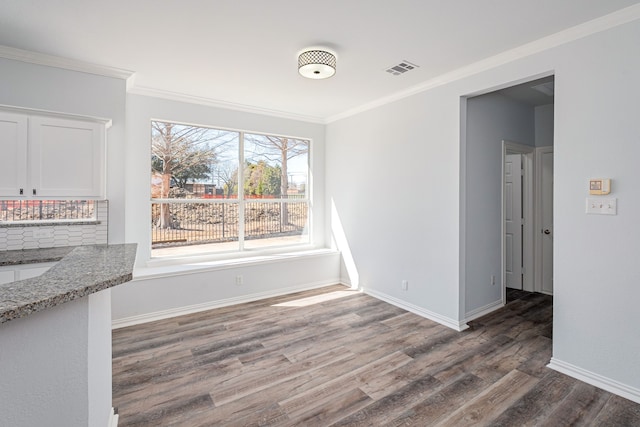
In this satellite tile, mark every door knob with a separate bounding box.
[543,229,551,235]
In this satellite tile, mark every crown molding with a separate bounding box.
[128,85,327,124]
[326,3,640,123]
[0,45,135,82]
[2,4,638,125]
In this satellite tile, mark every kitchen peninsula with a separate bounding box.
[0,244,137,427]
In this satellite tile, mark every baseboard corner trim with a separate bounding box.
[548,358,640,404]
[108,407,119,427]
[464,299,504,323]
[364,288,467,331]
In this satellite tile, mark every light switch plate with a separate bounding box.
[586,198,617,215]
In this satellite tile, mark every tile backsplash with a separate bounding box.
[0,200,108,251]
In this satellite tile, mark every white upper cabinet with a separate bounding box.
[0,112,28,197]
[0,109,107,199]
[28,116,105,198]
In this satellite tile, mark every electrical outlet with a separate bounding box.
[401,280,408,291]
[235,275,243,285]
[491,275,496,286]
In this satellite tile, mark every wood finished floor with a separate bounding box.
[112,285,640,426]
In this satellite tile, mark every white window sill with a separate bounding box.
[134,246,339,280]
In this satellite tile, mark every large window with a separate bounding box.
[150,121,310,258]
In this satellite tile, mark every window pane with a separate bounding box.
[151,201,239,256]
[150,122,311,258]
[244,134,308,199]
[243,200,309,249]
[151,121,239,200]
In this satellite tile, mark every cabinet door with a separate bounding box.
[0,112,28,197]
[29,116,105,198]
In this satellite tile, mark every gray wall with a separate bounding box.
[535,104,555,147]
[464,92,535,314]
[327,84,462,324]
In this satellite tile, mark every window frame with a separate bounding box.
[149,120,313,260]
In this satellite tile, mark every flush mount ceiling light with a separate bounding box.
[298,49,337,79]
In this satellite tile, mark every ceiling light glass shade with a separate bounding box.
[298,49,337,79]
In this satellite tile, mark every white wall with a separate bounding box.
[0,58,127,243]
[327,18,640,397]
[0,290,114,427]
[0,298,88,426]
[88,289,113,427]
[327,85,462,324]
[112,252,340,324]
[464,93,535,315]
[550,21,640,397]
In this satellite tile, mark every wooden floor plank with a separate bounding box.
[330,374,445,426]
[283,387,372,427]
[386,373,487,426]
[592,394,640,426]
[488,370,576,426]
[434,369,539,426]
[539,381,610,427]
[112,285,640,426]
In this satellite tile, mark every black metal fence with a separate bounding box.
[151,201,308,248]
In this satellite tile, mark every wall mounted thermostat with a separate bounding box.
[589,178,611,195]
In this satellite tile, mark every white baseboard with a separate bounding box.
[363,288,468,331]
[112,279,343,329]
[464,300,504,323]
[108,407,118,427]
[338,279,358,290]
[548,358,640,404]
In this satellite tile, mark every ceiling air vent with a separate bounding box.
[386,60,419,76]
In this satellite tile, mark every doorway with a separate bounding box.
[462,74,554,321]
[498,77,555,302]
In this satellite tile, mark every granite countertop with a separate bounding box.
[0,244,137,324]
[0,246,75,267]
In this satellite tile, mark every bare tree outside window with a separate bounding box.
[150,121,310,257]
[151,121,235,228]
[244,134,309,225]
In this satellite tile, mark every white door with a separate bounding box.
[540,149,554,294]
[505,153,523,290]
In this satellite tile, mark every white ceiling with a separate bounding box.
[0,1,638,122]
